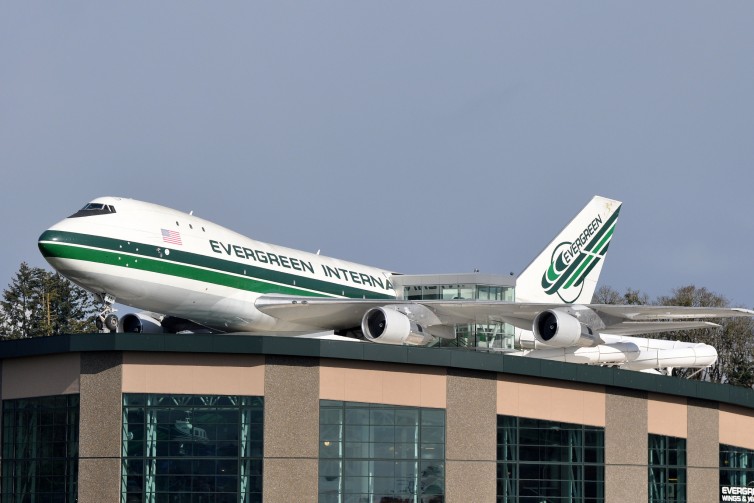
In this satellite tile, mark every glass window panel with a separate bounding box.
[404,286,422,300]
[344,441,370,459]
[421,443,445,459]
[345,408,370,425]
[422,409,445,427]
[320,408,343,425]
[121,394,262,502]
[321,424,342,441]
[1,395,79,502]
[344,460,370,477]
[371,442,396,458]
[395,460,418,479]
[394,442,419,459]
[371,460,395,477]
[321,401,444,501]
[320,440,342,458]
[422,285,440,300]
[498,415,604,502]
[422,426,445,443]
[396,425,418,443]
[395,409,419,426]
[720,444,754,500]
[649,434,686,503]
[372,425,395,442]
[371,409,395,426]
[344,476,371,493]
[373,476,403,494]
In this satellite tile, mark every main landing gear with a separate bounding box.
[95,293,118,333]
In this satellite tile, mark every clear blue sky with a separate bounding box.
[2,1,753,307]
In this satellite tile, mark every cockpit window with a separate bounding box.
[68,202,117,218]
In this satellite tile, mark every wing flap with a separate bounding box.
[599,321,720,336]
[589,305,754,321]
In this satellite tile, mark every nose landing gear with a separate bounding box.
[95,293,118,333]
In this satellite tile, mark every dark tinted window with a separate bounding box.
[68,203,117,218]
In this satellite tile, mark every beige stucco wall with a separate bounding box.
[121,352,264,395]
[497,374,606,426]
[648,393,688,437]
[1,353,80,399]
[720,403,754,450]
[320,359,446,408]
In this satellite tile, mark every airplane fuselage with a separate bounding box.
[38,195,739,373]
[39,197,398,332]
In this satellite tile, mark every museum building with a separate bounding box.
[1,333,754,503]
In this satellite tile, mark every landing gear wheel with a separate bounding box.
[104,314,118,333]
[95,293,118,333]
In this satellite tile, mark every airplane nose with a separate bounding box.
[38,229,59,258]
[38,226,74,260]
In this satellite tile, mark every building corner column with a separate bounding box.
[263,355,320,500]
[605,388,648,501]
[445,368,497,502]
[687,398,719,503]
[78,351,123,502]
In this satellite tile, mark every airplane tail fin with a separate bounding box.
[515,195,622,304]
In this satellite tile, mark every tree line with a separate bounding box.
[1,262,752,387]
[1,262,99,339]
[592,284,754,387]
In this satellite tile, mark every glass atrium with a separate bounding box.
[395,273,517,351]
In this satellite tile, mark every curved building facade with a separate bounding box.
[1,333,753,502]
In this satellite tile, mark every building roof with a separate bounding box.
[1,333,753,409]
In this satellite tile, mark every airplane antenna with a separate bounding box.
[189,210,194,216]
[316,249,321,255]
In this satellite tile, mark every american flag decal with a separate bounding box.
[161,228,183,245]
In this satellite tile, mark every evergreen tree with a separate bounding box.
[1,263,99,338]
[39,272,99,335]
[1,262,45,338]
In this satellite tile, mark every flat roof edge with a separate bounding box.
[1,333,752,409]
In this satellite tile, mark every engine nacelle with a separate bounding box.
[532,309,597,348]
[118,313,164,334]
[361,307,435,346]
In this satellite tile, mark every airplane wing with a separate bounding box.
[254,295,754,333]
[254,296,587,329]
[587,304,754,321]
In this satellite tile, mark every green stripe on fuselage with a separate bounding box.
[38,230,395,300]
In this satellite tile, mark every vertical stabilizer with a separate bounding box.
[516,195,622,304]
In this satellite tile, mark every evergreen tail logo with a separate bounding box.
[541,204,621,303]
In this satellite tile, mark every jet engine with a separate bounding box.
[361,307,435,346]
[117,313,215,334]
[532,309,598,348]
[118,312,164,333]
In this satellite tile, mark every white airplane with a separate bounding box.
[38,195,753,372]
